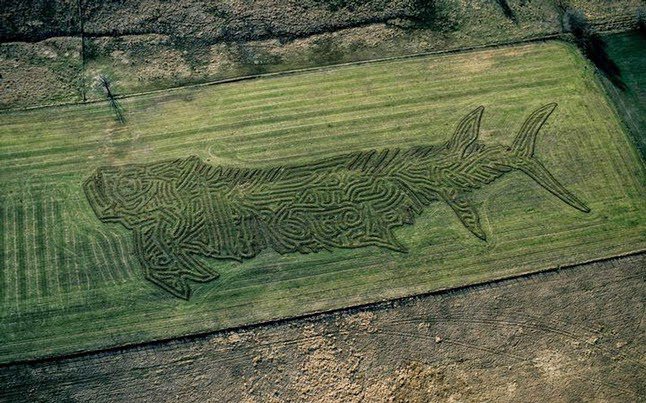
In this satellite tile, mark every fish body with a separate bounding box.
[84,103,589,299]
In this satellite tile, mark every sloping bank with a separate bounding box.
[1,0,643,109]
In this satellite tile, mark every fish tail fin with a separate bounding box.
[517,159,590,213]
[510,103,590,213]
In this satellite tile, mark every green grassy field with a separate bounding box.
[0,41,644,363]
[602,31,646,158]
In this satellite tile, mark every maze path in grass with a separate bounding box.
[83,104,596,299]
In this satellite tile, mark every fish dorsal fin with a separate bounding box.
[511,103,557,157]
[446,106,484,157]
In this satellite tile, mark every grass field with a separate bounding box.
[601,31,646,158]
[0,40,644,364]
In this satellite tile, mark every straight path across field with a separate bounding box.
[0,41,644,363]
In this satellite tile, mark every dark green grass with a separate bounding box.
[601,31,646,159]
[14,206,26,304]
[34,196,48,297]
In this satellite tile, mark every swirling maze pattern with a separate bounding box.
[83,104,589,299]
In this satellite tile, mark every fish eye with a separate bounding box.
[118,175,142,196]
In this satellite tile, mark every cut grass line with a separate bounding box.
[53,201,72,294]
[87,237,108,285]
[0,202,5,311]
[98,232,128,283]
[71,234,88,292]
[45,198,63,304]
[26,201,38,303]
[34,195,48,298]
[0,68,567,156]
[13,205,27,305]
[7,201,19,316]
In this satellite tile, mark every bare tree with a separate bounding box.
[97,74,126,124]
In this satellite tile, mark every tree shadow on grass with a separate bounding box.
[564,9,626,91]
[98,74,126,124]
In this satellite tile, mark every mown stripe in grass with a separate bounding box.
[0,200,5,308]
[13,205,27,304]
[33,194,48,298]
[97,233,125,283]
[70,234,85,292]
[76,235,100,287]
[52,201,69,294]
[104,233,134,281]
[2,197,18,312]
[0,67,566,161]
[45,198,62,299]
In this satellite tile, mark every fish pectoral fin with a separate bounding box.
[135,230,219,299]
[146,271,192,300]
[367,232,409,253]
[176,253,220,283]
[440,190,487,241]
[144,254,219,300]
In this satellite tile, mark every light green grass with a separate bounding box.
[0,41,644,363]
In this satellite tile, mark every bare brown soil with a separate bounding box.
[1,253,643,402]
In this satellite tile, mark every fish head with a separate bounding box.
[83,164,157,228]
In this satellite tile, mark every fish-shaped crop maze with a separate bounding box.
[84,103,590,299]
